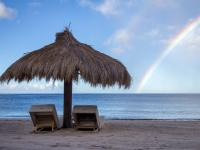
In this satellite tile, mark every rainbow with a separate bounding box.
[136,16,200,92]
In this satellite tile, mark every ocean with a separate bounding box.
[0,94,200,120]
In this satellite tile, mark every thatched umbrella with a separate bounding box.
[0,28,131,128]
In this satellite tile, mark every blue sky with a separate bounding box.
[0,0,200,93]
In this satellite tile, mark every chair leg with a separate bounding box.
[52,122,54,131]
[35,125,38,131]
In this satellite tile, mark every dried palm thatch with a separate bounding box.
[0,28,131,88]
[0,28,132,128]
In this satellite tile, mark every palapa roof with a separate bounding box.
[0,28,131,88]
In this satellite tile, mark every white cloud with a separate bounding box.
[104,15,143,54]
[30,81,62,90]
[79,0,179,17]
[107,28,132,47]
[95,0,120,16]
[78,0,142,54]
[105,28,133,54]
[0,2,16,19]
[143,25,179,45]
[8,83,18,89]
[79,0,134,16]
[0,80,62,93]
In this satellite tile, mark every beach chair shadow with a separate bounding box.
[29,104,60,132]
[73,105,102,131]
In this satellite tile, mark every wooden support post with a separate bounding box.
[63,80,72,128]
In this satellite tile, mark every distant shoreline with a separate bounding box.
[0,93,200,95]
[1,118,200,121]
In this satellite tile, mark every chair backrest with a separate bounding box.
[29,104,60,130]
[73,105,100,130]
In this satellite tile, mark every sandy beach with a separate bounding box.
[0,120,199,150]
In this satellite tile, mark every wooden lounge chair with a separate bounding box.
[73,105,101,131]
[29,104,60,131]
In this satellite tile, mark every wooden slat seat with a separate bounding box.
[29,104,60,132]
[73,105,101,131]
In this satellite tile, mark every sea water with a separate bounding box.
[0,94,200,120]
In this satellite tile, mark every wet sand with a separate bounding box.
[0,119,200,150]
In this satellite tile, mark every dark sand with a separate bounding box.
[0,120,200,150]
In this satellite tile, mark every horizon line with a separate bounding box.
[0,93,200,95]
